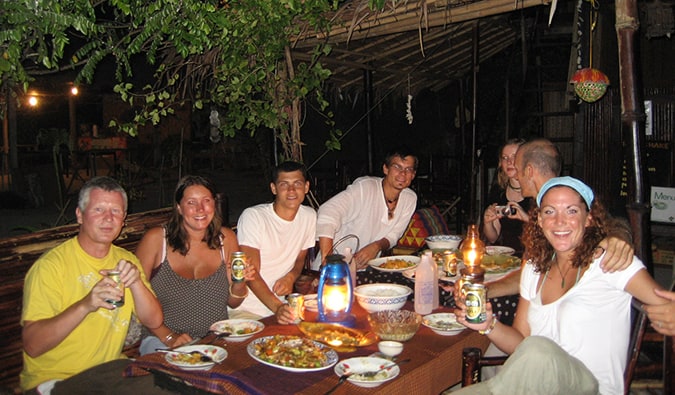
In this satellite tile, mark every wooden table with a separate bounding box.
[127,303,489,394]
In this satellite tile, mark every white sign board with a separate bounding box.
[651,187,675,223]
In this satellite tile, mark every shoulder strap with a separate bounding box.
[161,226,168,264]
[219,233,226,264]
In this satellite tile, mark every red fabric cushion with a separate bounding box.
[397,205,451,248]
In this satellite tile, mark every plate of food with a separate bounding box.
[367,256,420,272]
[209,319,265,342]
[164,345,227,371]
[247,335,339,372]
[333,356,400,388]
[481,255,521,274]
[298,321,377,350]
[485,246,516,256]
[422,313,466,336]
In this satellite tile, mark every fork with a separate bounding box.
[323,358,411,394]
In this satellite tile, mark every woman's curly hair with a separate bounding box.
[521,195,608,274]
[166,175,223,255]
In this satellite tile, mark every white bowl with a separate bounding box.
[334,356,400,388]
[378,341,404,357]
[422,313,466,336]
[425,235,462,250]
[353,283,412,313]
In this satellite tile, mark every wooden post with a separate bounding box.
[615,0,651,272]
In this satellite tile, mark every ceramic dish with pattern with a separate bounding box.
[422,313,466,336]
[333,356,400,388]
[485,246,516,256]
[209,319,265,342]
[480,255,521,273]
[247,335,339,373]
[164,345,227,371]
[367,255,420,272]
[425,235,462,250]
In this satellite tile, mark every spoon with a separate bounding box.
[324,358,411,395]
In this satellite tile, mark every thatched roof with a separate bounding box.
[292,0,553,95]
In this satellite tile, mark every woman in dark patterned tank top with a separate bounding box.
[136,175,255,355]
[482,138,534,256]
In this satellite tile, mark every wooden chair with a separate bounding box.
[461,297,672,395]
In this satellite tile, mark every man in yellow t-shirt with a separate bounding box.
[20,177,163,392]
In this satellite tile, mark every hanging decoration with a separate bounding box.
[570,0,610,103]
[405,75,413,125]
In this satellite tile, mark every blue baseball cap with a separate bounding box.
[537,176,594,208]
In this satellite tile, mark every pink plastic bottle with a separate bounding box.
[414,253,435,315]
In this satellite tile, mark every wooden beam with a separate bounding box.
[296,0,549,45]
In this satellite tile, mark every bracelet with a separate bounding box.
[479,316,498,335]
[229,283,249,299]
[164,332,176,344]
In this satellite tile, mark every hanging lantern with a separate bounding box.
[570,67,610,103]
[317,254,355,327]
[570,0,610,104]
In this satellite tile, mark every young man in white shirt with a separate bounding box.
[314,146,418,270]
[234,161,316,323]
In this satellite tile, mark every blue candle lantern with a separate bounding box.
[317,254,355,327]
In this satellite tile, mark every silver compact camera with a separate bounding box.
[496,205,516,216]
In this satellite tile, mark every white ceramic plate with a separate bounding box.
[485,246,516,256]
[209,319,265,342]
[367,256,420,272]
[333,356,400,388]
[422,313,466,336]
[247,335,339,373]
[164,345,227,371]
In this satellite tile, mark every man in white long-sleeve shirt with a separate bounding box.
[314,146,418,270]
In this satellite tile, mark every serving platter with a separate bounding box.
[247,335,339,373]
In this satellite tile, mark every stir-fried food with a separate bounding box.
[251,336,328,368]
[167,350,211,365]
[379,259,415,270]
[298,322,372,347]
